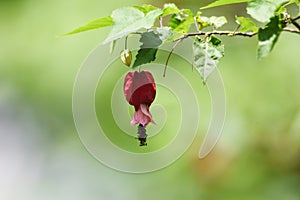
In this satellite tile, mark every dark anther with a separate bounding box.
[137,124,147,146]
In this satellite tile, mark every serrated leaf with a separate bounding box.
[276,6,287,15]
[196,16,211,29]
[197,16,227,29]
[63,16,113,36]
[201,0,251,9]
[162,3,180,16]
[246,0,288,23]
[155,27,173,42]
[235,16,258,32]
[132,48,158,68]
[168,9,194,33]
[257,16,282,59]
[210,16,227,28]
[133,4,159,14]
[103,7,162,44]
[193,36,224,82]
[132,31,163,68]
[140,31,163,48]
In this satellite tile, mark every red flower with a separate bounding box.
[124,70,156,127]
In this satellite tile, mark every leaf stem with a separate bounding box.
[125,35,128,49]
[163,39,183,77]
[194,17,200,32]
[159,17,163,28]
[233,25,241,34]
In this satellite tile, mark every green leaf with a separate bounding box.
[197,16,227,29]
[132,48,158,68]
[103,7,162,44]
[201,0,251,9]
[133,4,159,14]
[155,27,173,42]
[257,16,283,59]
[63,16,113,36]
[235,16,258,32]
[162,3,180,16]
[246,0,288,23]
[140,31,163,48]
[209,16,227,28]
[193,36,224,83]
[168,9,194,33]
[196,14,211,30]
[132,31,163,68]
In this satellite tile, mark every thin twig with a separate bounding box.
[163,39,183,77]
[283,27,300,34]
[191,46,195,72]
[233,25,241,34]
[194,17,200,32]
[293,16,300,21]
[291,18,300,30]
[159,17,163,28]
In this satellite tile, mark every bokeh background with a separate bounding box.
[1,0,300,199]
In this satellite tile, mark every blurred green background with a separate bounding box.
[1,0,300,199]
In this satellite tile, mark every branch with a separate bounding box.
[174,31,257,42]
[174,28,300,42]
[163,39,182,77]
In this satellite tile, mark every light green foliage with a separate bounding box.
[201,0,251,9]
[156,27,173,42]
[246,0,288,23]
[63,16,113,35]
[193,36,225,82]
[200,16,227,29]
[65,1,299,81]
[210,16,227,28]
[133,4,159,14]
[195,12,210,30]
[168,9,194,33]
[235,16,259,32]
[162,3,180,17]
[258,16,283,59]
[103,7,162,44]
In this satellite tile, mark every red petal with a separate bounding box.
[124,71,156,110]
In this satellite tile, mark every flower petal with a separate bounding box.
[130,104,155,126]
[123,71,156,110]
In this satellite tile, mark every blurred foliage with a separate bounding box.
[1,0,300,200]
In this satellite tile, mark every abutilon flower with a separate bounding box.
[123,70,156,146]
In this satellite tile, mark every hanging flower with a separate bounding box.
[124,70,156,146]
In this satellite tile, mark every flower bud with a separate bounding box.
[120,49,132,67]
